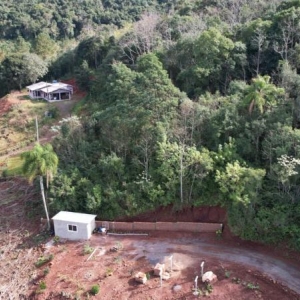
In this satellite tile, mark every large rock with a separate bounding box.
[202,271,217,283]
[173,284,182,292]
[134,272,147,284]
[153,263,165,276]
[162,272,170,280]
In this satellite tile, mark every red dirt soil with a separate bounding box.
[25,205,300,300]
[32,233,300,300]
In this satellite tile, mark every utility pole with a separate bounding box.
[35,116,50,230]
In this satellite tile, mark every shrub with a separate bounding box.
[90,284,100,295]
[205,283,213,293]
[83,244,94,255]
[247,282,260,290]
[2,169,8,177]
[105,267,113,277]
[53,236,60,244]
[232,277,241,284]
[225,270,231,278]
[216,229,222,239]
[39,281,46,290]
[48,106,59,119]
[43,267,50,276]
[35,254,54,267]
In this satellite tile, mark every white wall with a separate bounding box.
[53,219,94,240]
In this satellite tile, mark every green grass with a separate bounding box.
[1,155,24,177]
[0,96,50,156]
[72,96,87,115]
[35,254,54,267]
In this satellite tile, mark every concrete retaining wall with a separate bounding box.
[95,221,222,233]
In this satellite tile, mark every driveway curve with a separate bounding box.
[128,236,300,295]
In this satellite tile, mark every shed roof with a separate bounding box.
[52,211,96,224]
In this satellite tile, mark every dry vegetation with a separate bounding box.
[0,93,52,156]
[0,178,47,299]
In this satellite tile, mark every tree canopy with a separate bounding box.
[3,0,300,251]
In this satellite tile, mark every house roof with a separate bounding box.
[52,211,97,224]
[26,81,51,91]
[27,82,72,93]
[40,86,71,93]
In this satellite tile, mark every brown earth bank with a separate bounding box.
[119,204,300,263]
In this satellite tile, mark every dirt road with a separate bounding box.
[122,236,300,294]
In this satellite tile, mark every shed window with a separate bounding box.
[68,224,77,232]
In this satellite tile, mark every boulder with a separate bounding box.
[153,263,165,276]
[202,271,217,283]
[134,272,147,284]
[162,272,170,280]
[173,284,182,292]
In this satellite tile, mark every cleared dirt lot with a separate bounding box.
[1,181,300,300]
[32,233,300,300]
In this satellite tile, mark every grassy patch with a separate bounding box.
[31,232,50,246]
[90,284,100,295]
[72,96,87,115]
[0,95,50,156]
[35,254,54,267]
[83,244,94,255]
[4,155,24,176]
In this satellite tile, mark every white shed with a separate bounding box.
[52,211,96,240]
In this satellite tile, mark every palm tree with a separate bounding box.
[21,143,59,229]
[244,75,284,114]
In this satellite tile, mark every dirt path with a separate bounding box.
[126,236,300,295]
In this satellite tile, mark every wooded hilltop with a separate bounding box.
[1,0,300,250]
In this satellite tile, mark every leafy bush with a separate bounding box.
[232,277,241,284]
[216,229,222,239]
[83,244,94,255]
[35,254,54,267]
[39,281,46,290]
[53,236,60,244]
[36,280,47,294]
[105,268,113,277]
[225,270,231,278]
[247,282,260,290]
[90,284,100,295]
[43,267,50,276]
[48,106,60,119]
[205,283,213,293]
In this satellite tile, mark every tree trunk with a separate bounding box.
[180,145,183,203]
[40,175,50,229]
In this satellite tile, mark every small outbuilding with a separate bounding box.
[52,211,96,240]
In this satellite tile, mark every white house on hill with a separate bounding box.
[27,81,73,101]
[52,211,96,240]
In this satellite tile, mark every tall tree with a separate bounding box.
[34,32,58,60]
[21,143,59,229]
[244,75,285,114]
[0,53,48,92]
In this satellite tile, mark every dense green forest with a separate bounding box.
[2,0,300,250]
